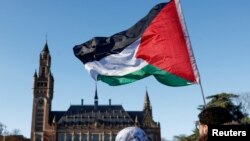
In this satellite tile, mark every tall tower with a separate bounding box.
[31,42,54,141]
[142,89,154,127]
[142,89,161,141]
[143,89,152,116]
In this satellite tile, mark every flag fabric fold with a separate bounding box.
[73,0,199,86]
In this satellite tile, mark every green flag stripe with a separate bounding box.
[97,64,192,86]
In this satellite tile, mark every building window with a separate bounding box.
[58,133,65,141]
[91,134,99,141]
[104,134,110,141]
[112,134,116,141]
[66,133,72,141]
[35,134,42,141]
[42,67,45,75]
[74,134,80,141]
[81,134,87,141]
[148,134,153,141]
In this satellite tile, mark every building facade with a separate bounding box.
[30,43,161,141]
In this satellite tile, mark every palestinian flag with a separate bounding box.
[73,0,199,86]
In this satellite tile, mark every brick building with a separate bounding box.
[30,43,161,141]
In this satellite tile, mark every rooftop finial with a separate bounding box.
[145,86,149,102]
[94,82,98,109]
[45,33,48,43]
[95,82,98,99]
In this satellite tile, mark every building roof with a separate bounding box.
[50,105,145,126]
[127,111,144,123]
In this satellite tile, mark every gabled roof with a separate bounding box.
[127,111,144,123]
[49,111,65,124]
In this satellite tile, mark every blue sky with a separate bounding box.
[0,0,250,140]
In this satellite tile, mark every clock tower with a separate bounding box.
[31,42,54,141]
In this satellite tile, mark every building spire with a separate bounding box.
[42,34,49,53]
[39,41,51,77]
[95,83,98,99]
[143,87,151,111]
[33,70,37,78]
[42,41,49,53]
[45,33,48,43]
[94,82,98,109]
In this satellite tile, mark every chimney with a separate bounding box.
[81,99,84,106]
[109,99,111,106]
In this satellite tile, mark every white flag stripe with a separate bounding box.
[85,39,148,80]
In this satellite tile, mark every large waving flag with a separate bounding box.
[73,0,199,86]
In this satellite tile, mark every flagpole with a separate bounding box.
[175,0,207,107]
[199,80,207,107]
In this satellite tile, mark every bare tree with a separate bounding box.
[235,92,250,116]
[11,129,21,135]
[0,122,7,136]
[0,122,4,135]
